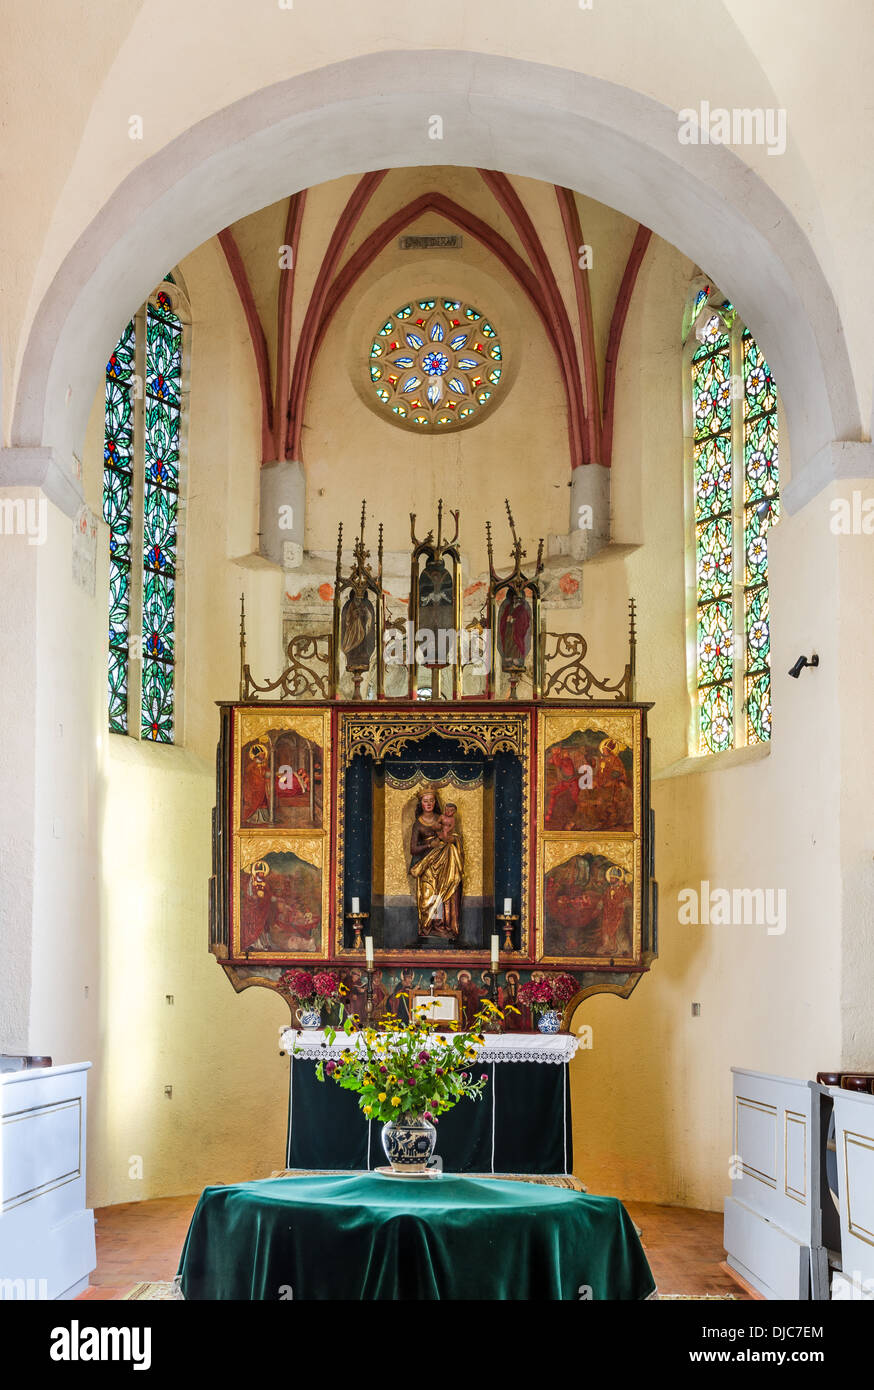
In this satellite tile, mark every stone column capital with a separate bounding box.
[783,441,874,515]
[0,447,84,520]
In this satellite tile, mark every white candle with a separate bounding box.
[365,935,374,967]
[503,897,512,915]
[351,896,360,915]
[491,933,500,965]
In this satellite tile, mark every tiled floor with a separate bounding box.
[77,1189,750,1300]
[79,1195,199,1301]
[625,1200,752,1299]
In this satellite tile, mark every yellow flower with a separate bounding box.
[391,1096,402,1107]
[338,983,349,996]
[378,1092,387,1103]
[363,1104,372,1115]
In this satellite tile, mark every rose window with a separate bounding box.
[368,298,504,430]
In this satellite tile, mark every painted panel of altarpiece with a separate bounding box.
[538,837,641,966]
[231,708,331,959]
[536,710,644,967]
[216,703,652,972]
[538,710,639,833]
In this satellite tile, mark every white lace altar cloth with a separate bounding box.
[279,1028,579,1065]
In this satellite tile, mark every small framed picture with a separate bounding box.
[409,989,463,1025]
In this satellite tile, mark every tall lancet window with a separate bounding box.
[103,273,189,743]
[684,283,780,754]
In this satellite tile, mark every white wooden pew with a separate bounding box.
[723,1067,828,1299]
[0,1062,96,1300]
[830,1087,874,1300]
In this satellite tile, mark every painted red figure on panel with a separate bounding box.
[242,741,270,823]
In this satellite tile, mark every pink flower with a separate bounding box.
[418,1051,430,1062]
[406,1077,416,1086]
[518,974,577,1009]
[518,978,552,1006]
[279,968,314,1001]
[551,973,577,1006]
[313,971,339,1000]
[423,1111,435,1122]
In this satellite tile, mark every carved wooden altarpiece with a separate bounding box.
[210,501,657,1027]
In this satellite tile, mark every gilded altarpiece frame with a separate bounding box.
[216,702,652,978]
[536,708,644,968]
[231,706,332,961]
[335,709,531,960]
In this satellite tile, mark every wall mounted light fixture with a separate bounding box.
[788,654,819,679]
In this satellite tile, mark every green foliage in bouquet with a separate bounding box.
[314,996,503,1125]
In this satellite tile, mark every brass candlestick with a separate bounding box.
[496,913,518,953]
[486,966,503,1033]
[347,910,369,952]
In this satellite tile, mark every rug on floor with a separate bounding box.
[124,1281,184,1301]
[121,1282,735,1301]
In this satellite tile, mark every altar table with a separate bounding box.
[280,1029,578,1175]
[178,1173,655,1301]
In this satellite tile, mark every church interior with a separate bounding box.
[1,0,873,1322]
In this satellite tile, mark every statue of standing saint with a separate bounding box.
[497,589,532,670]
[340,590,376,671]
[408,788,464,943]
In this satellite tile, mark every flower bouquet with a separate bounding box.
[517,972,577,1033]
[315,998,501,1173]
[279,968,341,1028]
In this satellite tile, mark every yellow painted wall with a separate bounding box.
[78,238,291,1204]
[566,237,845,1208]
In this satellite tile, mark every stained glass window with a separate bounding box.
[103,276,186,743]
[741,329,780,744]
[142,294,182,742]
[688,292,779,753]
[104,318,136,733]
[368,298,504,430]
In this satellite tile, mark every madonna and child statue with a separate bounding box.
[408,787,464,945]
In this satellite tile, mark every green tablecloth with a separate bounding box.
[178,1173,655,1301]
